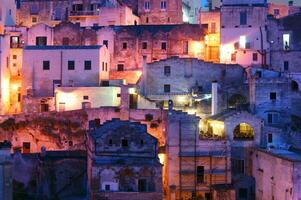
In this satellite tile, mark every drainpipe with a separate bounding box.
[211,81,218,115]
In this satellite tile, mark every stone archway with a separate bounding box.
[233,123,254,140]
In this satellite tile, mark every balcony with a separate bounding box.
[10,43,23,48]
[69,10,99,16]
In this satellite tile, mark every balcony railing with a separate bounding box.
[69,10,99,16]
[10,43,23,48]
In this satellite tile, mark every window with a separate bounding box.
[68,61,75,70]
[239,36,246,49]
[252,53,258,61]
[117,64,124,71]
[142,42,148,49]
[18,93,21,102]
[211,22,216,33]
[138,179,147,192]
[32,16,37,23]
[105,63,108,71]
[161,42,167,50]
[59,102,65,112]
[84,60,91,70]
[289,1,294,6]
[231,159,245,175]
[160,1,167,9]
[144,1,150,10]
[122,42,127,50]
[164,66,171,76]
[108,139,113,146]
[284,61,289,71]
[283,34,290,50]
[164,84,170,93]
[10,36,20,48]
[240,11,247,25]
[268,113,280,124]
[183,41,188,54]
[196,166,204,183]
[274,9,280,15]
[103,40,108,48]
[13,55,17,59]
[62,37,69,45]
[22,142,31,154]
[270,92,277,100]
[83,96,89,100]
[268,133,273,143]
[41,103,49,112]
[43,61,50,70]
[140,140,144,145]
[239,188,248,199]
[146,17,149,23]
[121,139,128,147]
[36,37,47,46]
[105,185,110,191]
[231,53,236,62]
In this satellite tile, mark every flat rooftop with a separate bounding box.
[257,148,301,162]
[24,45,102,50]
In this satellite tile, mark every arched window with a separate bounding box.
[233,123,254,140]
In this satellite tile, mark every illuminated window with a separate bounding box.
[233,123,254,140]
[239,36,246,49]
[283,34,290,50]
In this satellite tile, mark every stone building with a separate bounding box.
[139,57,247,118]
[0,141,12,200]
[268,2,301,19]
[87,119,162,200]
[252,147,301,200]
[268,13,301,75]
[220,0,269,67]
[96,24,208,71]
[16,0,123,27]
[137,0,183,24]
[0,0,16,34]
[165,110,234,200]
[248,68,292,128]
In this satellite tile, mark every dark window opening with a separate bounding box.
[164,84,170,93]
[84,60,92,70]
[142,42,148,49]
[83,96,89,100]
[36,37,47,46]
[140,140,144,146]
[105,184,110,191]
[108,139,113,146]
[284,61,289,71]
[196,166,204,183]
[268,133,273,143]
[22,142,31,153]
[231,159,245,175]
[43,61,50,70]
[239,188,248,199]
[122,42,127,50]
[161,42,167,50]
[130,94,138,109]
[164,66,171,76]
[68,60,75,70]
[41,103,49,112]
[270,92,276,100]
[138,179,147,192]
[240,11,247,25]
[121,139,128,147]
[252,53,258,61]
[117,64,124,71]
[62,37,69,46]
[103,40,108,48]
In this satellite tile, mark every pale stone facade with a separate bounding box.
[0,0,16,33]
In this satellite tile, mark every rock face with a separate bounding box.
[0,110,88,153]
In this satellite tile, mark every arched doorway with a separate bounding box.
[233,123,254,140]
[228,94,247,108]
[291,80,299,91]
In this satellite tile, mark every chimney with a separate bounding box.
[211,81,218,115]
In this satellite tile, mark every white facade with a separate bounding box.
[22,45,110,97]
[55,86,121,111]
[27,23,54,46]
[0,0,16,34]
